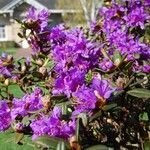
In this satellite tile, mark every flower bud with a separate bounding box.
[4,78,9,86]
[21,65,26,73]
[42,95,51,110]
[36,59,43,66]
[7,55,13,63]
[39,66,47,76]
[69,135,81,150]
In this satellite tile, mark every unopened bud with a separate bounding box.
[7,55,13,63]
[21,65,26,73]
[36,59,43,66]
[39,67,47,75]
[42,95,51,110]
[4,78,9,86]
[69,135,81,150]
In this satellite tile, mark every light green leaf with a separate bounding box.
[8,84,24,98]
[0,131,36,150]
[102,103,117,111]
[86,145,113,150]
[14,133,24,144]
[127,88,150,98]
[78,113,88,127]
[35,136,70,149]
[144,141,150,150]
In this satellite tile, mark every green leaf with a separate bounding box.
[89,111,102,122]
[85,70,93,84]
[144,141,150,150]
[51,95,67,101]
[127,88,150,98]
[32,71,43,78]
[78,113,88,127]
[35,136,70,149]
[8,84,24,98]
[86,145,113,150]
[14,133,24,144]
[22,116,30,126]
[75,118,80,142]
[102,103,117,111]
[113,51,122,66]
[17,33,24,38]
[0,131,36,150]
[139,112,149,121]
[56,141,69,150]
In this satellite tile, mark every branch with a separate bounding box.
[80,0,90,25]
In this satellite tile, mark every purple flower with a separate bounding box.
[99,58,114,71]
[30,107,75,140]
[91,77,115,99]
[72,86,97,115]
[0,56,13,77]
[11,99,27,120]
[53,68,85,97]
[143,65,150,73]
[0,101,11,131]
[124,6,150,29]
[11,88,43,120]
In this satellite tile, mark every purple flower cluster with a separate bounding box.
[25,7,51,54]
[11,87,43,120]
[26,7,49,32]
[0,0,150,142]
[51,26,102,96]
[30,107,75,140]
[94,0,150,72]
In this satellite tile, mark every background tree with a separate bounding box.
[56,0,104,26]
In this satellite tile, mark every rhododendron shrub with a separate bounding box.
[0,0,150,149]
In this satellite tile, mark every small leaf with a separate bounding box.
[22,116,30,126]
[102,103,117,111]
[86,145,113,150]
[0,131,36,150]
[8,84,24,98]
[57,141,68,150]
[35,136,70,149]
[89,111,102,122]
[78,113,88,127]
[139,112,149,121]
[17,33,24,38]
[113,51,122,66]
[14,132,24,144]
[51,95,67,101]
[85,70,93,84]
[144,141,150,150]
[32,71,43,78]
[127,88,150,98]
[75,118,80,142]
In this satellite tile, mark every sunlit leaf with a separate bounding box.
[127,88,150,98]
[86,145,113,150]
[35,136,70,149]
